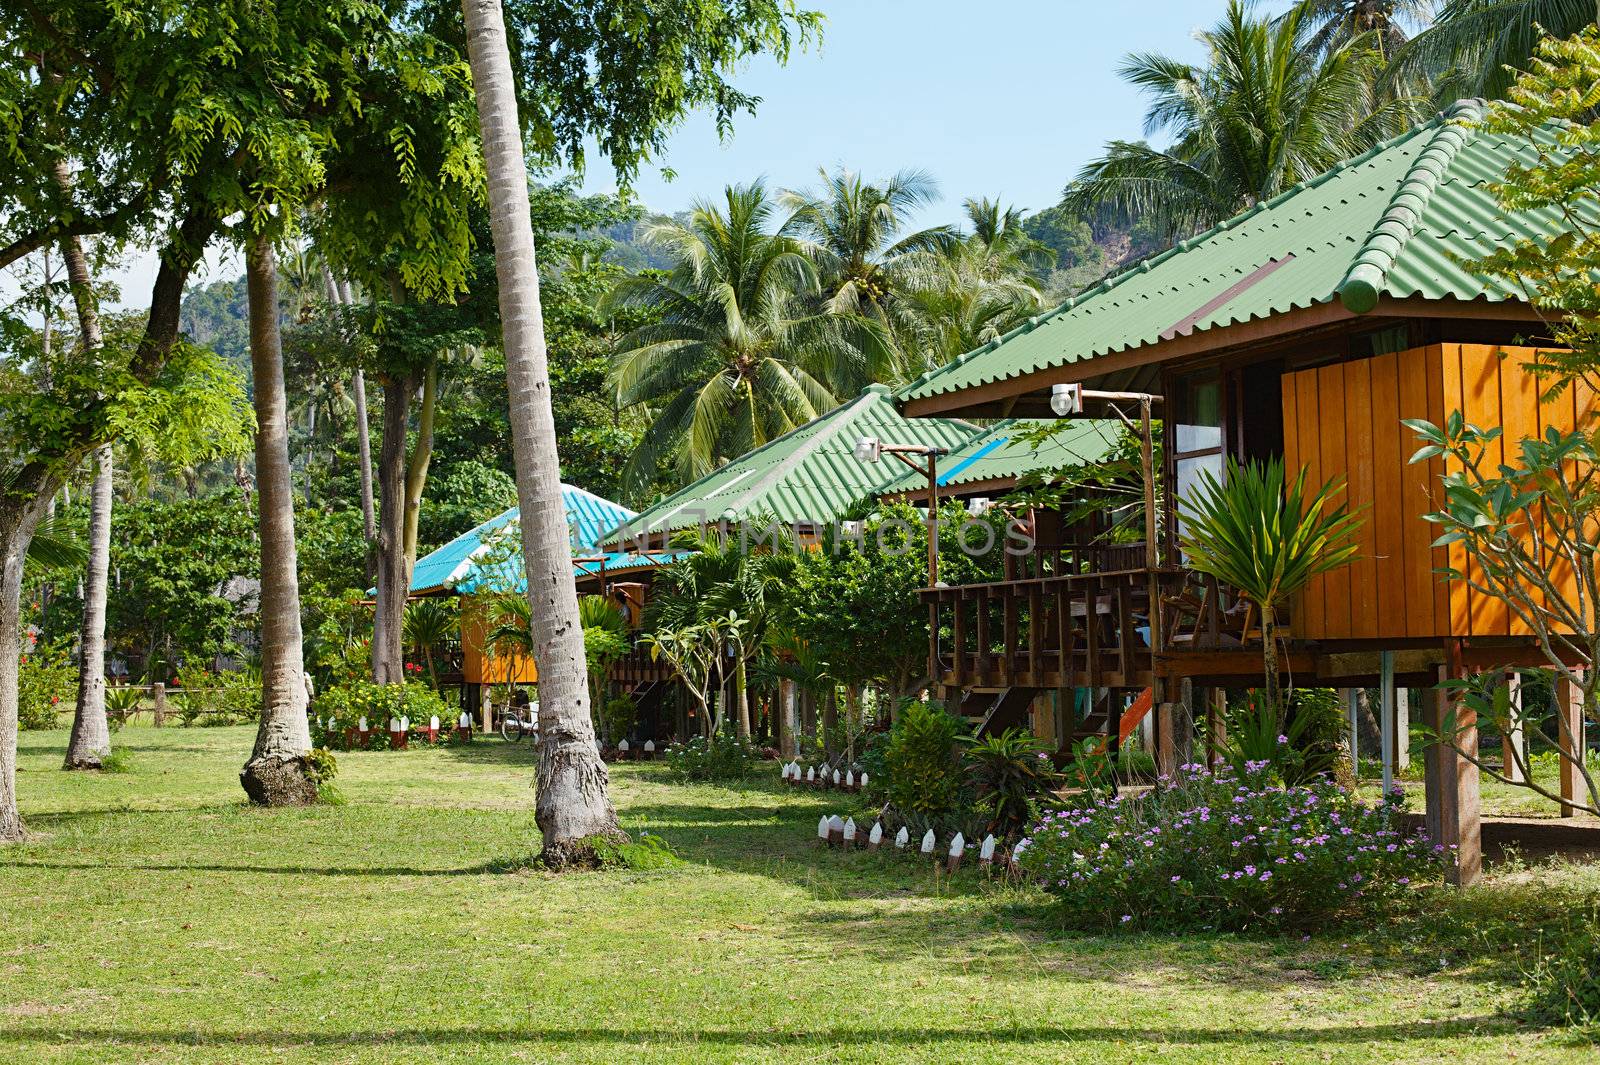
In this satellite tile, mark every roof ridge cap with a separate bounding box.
[1338,99,1485,313]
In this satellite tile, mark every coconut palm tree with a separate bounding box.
[778,167,957,319]
[1292,0,1432,59]
[460,0,621,867]
[1068,0,1418,236]
[1388,0,1596,101]
[239,232,317,806]
[608,183,894,491]
[893,241,1044,371]
[960,197,1054,279]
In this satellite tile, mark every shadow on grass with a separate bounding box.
[0,1017,1522,1050]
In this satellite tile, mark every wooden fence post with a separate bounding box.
[1421,664,1482,887]
[151,683,166,728]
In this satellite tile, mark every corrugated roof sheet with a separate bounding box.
[409,484,637,595]
[604,384,979,545]
[899,100,1566,404]
[877,418,1121,496]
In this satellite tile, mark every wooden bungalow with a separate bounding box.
[894,99,1595,884]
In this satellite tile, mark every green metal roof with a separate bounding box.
[877,418,1121,497]
[602,384,979,545]
[900,100,1577,405]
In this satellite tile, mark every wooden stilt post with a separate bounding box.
[1341,687,1358,772]
[1503,671,1526,785]
[1422,657,1482,886]
[1557,670,1585,818]
[1205,687,1226,769]
[1393,687,1410,771]
[1379,651,1396,796]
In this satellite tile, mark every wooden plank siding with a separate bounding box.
[1280,344,1570,641]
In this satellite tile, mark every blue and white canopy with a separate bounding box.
[409,484,639,596]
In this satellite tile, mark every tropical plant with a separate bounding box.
[1067,0,1417,235]
[402,598,457,689]
[778,166,956,319]
[1388,0,1597,102]
[647,527,795,739]
[640,621,723,735]
[1177,457,1364,714]
[963,728,1063,838]
[607,183,895,490]
[578,595,629,735]
[883,701,969,820]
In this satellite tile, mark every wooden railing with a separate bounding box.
[610,641,672,689]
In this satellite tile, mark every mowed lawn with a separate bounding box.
[2,726,1597,1064]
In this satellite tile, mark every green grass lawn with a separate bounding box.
[2,725,1598,1063]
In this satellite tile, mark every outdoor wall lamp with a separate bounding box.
[850,438,949,585]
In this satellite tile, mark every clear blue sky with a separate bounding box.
[576,0,1278,226]
[39,0,1291,308]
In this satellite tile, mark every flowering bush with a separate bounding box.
[311,680,453,751]
[1017,759,1448,932]
[19,640,75,730]
[665,732,759,782]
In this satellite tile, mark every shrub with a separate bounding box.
[1223,688,1346,784]
[311,681,452,751]
[883,702,969,820]
[665,732,759,782]
[169,663,260,726]
[18,640,75,729]
[1520,904,1600,1029]
[601,695,637,742]
[1018,759,1447,933]
[964,728,1062,838]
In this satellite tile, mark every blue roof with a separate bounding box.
[409,484,637,595]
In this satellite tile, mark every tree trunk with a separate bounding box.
[239,234,316,806]
[461,0,621,868]
[372,373,412,685]
[734,655,751,741]
[65,446,113,769]
[822,685,839,760]
[58,225,113,770]
[1,488,57,842]
[402,359,437,568]
[1260,606,1280,713]
[323,271,378,577]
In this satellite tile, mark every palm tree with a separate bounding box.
[892,239,1045,371]
[960,197,1054,279]
[778,167,956,319]
[608,183,894,491]
[1177,457,1364,714]
[1388,0,1596,101]
[460,0,622,867]
[1292,0,1432,59]
[1068,0,1417,235]
[239,232,316,806]
[402,598,455,689]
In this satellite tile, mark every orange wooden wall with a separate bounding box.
[460,599,539,685]
[1281,344,1577,642]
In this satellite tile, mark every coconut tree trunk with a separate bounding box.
[372,373,411,685]
[64,446,113,769]
[239,233,316,806]
[461,0,621,867]
[58,227,113,770]
[734,655,751,741]
[0,487,57,842]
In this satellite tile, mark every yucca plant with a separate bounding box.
[1178,457,1364,712]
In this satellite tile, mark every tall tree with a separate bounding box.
[459,0,623,865]
[1068,0,1415,235]
[239,233,316,804]
[608,183,892,489]
[1292,0,1432,59]
[59,232,114,770]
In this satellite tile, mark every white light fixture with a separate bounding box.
[1050,382,1082,417]
[853,435,882,463]
[967,497,990,516]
